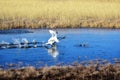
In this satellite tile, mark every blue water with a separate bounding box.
[0,28,120,69]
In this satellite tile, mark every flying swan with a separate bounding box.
[46,30,59,45]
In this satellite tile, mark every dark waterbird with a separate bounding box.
[74,42,89,48]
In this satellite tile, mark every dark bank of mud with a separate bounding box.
[0,60,120,80]
[0,29,33,34]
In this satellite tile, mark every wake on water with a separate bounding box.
[0,30,66,49]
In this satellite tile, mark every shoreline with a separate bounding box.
[0,62,120,80]
[0,18,120,30]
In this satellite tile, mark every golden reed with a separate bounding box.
[0,0,120,29]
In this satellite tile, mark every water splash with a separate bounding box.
[13,39,22,48]
[22,38,29,48]
[32,39,37,48]
[1,40,9,45]
[0,41,10,48]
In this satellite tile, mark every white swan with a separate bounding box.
[22,38,29,48]
[13,39,22,48]
[1,41,10,48]
[46,30,59,45]
[22,38,28,44]
[32,39,37,48]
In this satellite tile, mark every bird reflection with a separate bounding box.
[45,44,59,58]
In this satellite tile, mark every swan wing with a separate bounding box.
[49,30,57,37]
[54,37,59,43]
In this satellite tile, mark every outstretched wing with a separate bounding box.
[49,30,56,37]
[46,30,59,45]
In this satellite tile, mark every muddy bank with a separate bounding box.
[0,18,120,30]
[0,62,120,80]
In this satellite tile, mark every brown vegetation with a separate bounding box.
[0,62,120,80]
[0,18,120,30]
[0,0,120,30]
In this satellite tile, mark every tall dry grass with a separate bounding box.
[0,0,120,29]
[0,62,120,80]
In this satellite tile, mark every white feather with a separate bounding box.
[46,30,59,45]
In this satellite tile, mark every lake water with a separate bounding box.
[0,28,120,69]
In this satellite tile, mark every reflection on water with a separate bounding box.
[46,45,59,58]
[0,28,120,69]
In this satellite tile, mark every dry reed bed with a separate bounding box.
[1,18,120,30]
[0,0,120,29]
[0,62,120,80]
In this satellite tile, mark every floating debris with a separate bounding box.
[79,42,89,47]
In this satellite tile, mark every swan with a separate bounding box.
[0,41,10,48]
[46,30,59,45]
[22,38,29,48]
[32,39,37,48]
[22,38,28,44]
[13,39,22,48]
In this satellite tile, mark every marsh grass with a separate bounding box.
[0,0,120,29]
[0,62,120,80]
[0,59,120,79]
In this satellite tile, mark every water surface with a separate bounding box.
[0,28,120,69]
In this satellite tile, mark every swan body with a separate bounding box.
[22,38,28,44]
[46,30,59,45]
[13,39,22,48]
[22,38,29,48]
